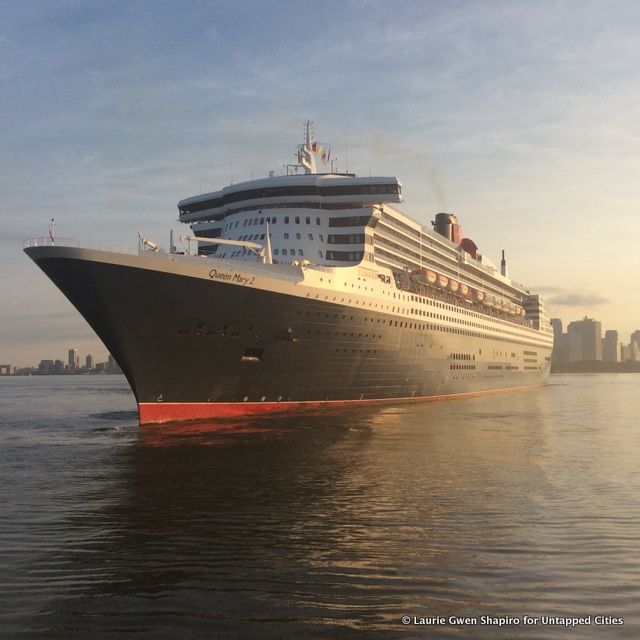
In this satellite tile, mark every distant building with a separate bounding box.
[0,364,12,375]
[39,359,54,375]
[567,317,602,362]
[631,331,640,361]
[106,354,122,373]
[68,348,78,370]
[85,354,94,370]
[621,344,630,362]
[603,330,619,363]
[550,319,568,362]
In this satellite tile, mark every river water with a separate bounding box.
[0,374,638,639]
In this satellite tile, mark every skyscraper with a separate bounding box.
[567,317,602,362]
[550,318,568,362]
[603,330,618,363]
[85,354,94,370]
[68,347,78,369]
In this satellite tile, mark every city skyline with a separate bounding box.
[2,1,640,366]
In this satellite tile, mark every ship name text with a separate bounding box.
[208,268,255,286]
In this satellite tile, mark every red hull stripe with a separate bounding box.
[138,385,543,425]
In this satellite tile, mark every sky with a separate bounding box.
[1,0,639,367]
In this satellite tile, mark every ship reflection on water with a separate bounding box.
[10,380,638,639]
[38,396,552,638]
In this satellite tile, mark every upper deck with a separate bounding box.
[178,174,402,223]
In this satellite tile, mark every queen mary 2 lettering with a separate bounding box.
[24,122,553,425]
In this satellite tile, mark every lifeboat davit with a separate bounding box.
[437,274,449,288]
[449,279,459,293]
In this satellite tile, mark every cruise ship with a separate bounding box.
[24,123,553,424]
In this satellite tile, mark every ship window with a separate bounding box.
[260,234,265,239]
[259,218,264,225]
[295,216,300,224]
[235,221,239,228]
[298,249,304,256]
[274,249,279,255]
[253,218,258,224]
[282,249,288,255]
[316,217,321,225]
[296,233,301,240]
[272,217,277,224]
[284,216,290,223]
[290,248,295,254]
[284,233,289,239]
[308,234,313,240]
[243,219,248,226]
[305,217,311,224]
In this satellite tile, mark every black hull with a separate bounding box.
[26,247,550,423]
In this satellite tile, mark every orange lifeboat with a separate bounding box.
[475,290,485,302]
[437,274,449,288]
[410,268,437,285]
[449,279,459,293]
[459,283,469,297]
[410,268,427,284]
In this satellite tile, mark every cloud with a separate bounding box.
[547,291,610,307]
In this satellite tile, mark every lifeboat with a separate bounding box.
[459,283,469,297]
[475,290,485,302]
[520,307,527,317]
[449,279,459,293]
[410,268,437,285]
[410,268,427,284]
[484,295,495,307]
[437,274,449,288]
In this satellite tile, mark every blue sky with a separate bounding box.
[1,0,639,366]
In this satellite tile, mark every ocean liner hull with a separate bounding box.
[25,245,549,424]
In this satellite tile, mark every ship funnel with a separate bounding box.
[433,213,462,244]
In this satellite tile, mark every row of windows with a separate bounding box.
[223,215,324,231]
[449,353,474,361]
[304,292,549,350]
[450,364,476,370]
[327,233,367,244]
[226,248,307,258]
[326,250,365,261]
[329,215,372,227]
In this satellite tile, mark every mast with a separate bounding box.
[299,120,317,174]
